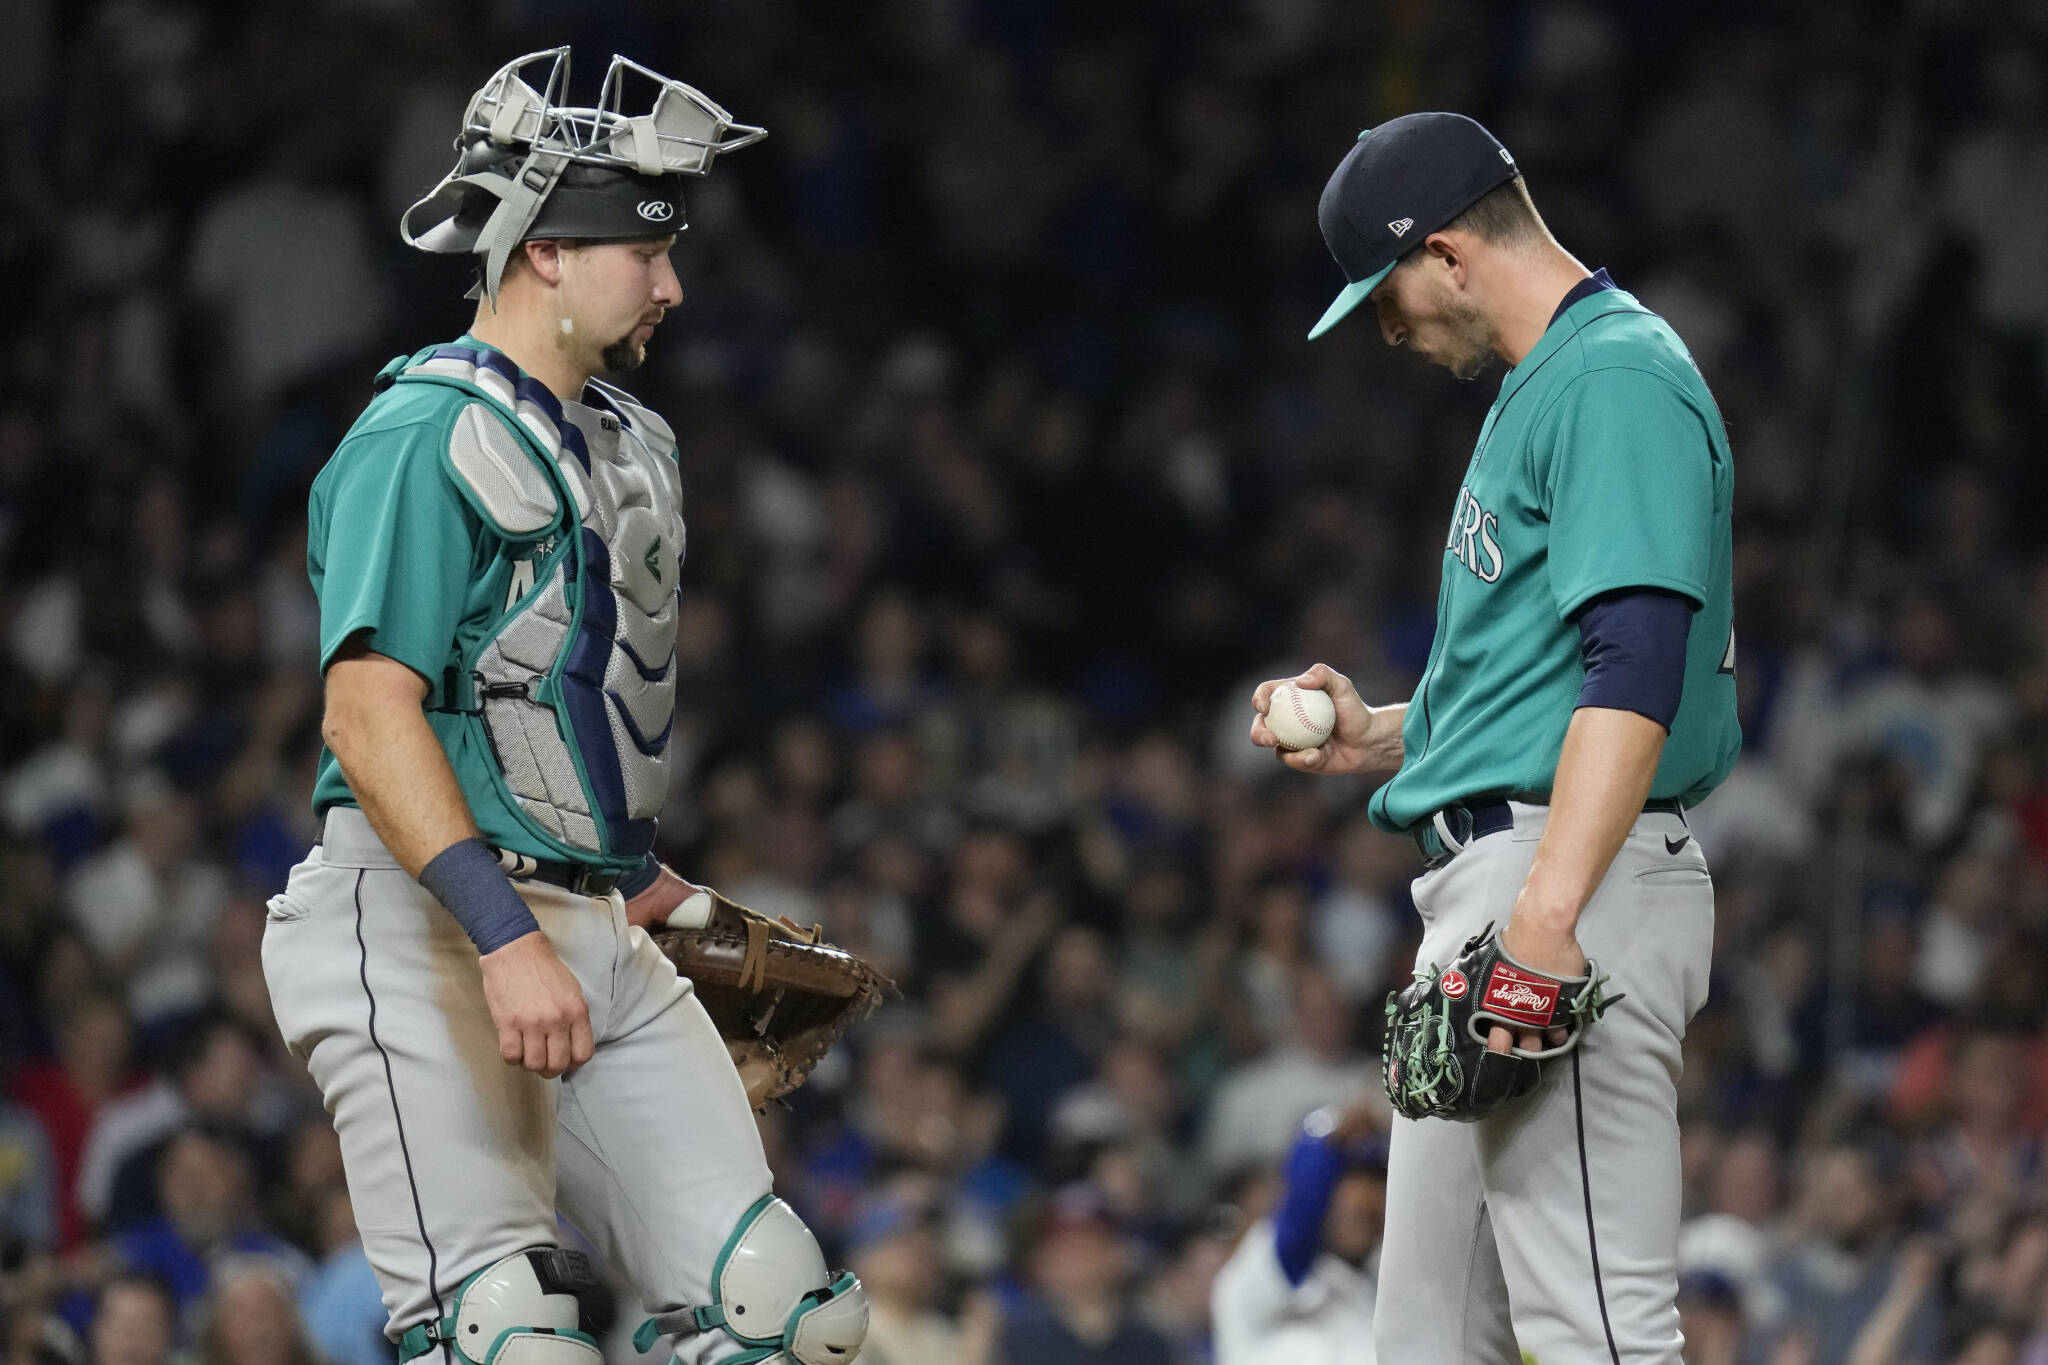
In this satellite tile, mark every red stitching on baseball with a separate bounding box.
[1288,687,1331,737]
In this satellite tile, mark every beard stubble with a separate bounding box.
[1439,296,1498,381]
[601,335,646,373]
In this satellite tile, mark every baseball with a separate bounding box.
[1266,682,1337,751]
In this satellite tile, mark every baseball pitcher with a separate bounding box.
[1251,112,1740,1364]
[263,50,868,1365]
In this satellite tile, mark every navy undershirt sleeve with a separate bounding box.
[1272,1129,1346,1286]
[1573,587,1694,730]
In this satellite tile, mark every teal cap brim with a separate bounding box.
[1307,261,1395,340]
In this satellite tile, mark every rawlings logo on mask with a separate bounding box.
[637,200,675,222]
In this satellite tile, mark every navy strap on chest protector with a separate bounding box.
[389,342,655,859]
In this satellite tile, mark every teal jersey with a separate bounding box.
[308,344,568,862]
[307,338,676,874]
[1368,289,1742,833]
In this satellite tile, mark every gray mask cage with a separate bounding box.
[401,47,767,307]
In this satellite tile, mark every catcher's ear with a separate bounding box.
[666,890,714,929]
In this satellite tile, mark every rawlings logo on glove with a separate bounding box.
[1381,922,1621,1123]
[1480,966,1560,1026]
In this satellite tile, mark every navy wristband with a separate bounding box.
[615,854,661,900]
[418,838,541,955]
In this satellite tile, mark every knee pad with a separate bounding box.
[633,1195,868,1365]
[399,1247,610,1364]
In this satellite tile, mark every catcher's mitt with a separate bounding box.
[1381,922,1621,1123]
[653,890,887,1109]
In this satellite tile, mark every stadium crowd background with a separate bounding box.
[2,0,2047,1362]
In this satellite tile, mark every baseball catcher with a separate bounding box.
[266,47,873,1365]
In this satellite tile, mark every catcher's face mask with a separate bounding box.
[401,48,766,307]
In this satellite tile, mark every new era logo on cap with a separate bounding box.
[1388,217,1415,237]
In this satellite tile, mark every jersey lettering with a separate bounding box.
[502,535,556,612]
[1476,514,1503,583]
[1720,624,1736,676]
[505,557,537,612]
[1446,486,1505,584]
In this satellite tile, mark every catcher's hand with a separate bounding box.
[622,864,697,932]
[652,885,887,1109]
[1381,922,1621,1123]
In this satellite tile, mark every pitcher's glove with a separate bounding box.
[1381,922,1622,1123]
[652,888,887,1109]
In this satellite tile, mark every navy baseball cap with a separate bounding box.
[1308,112,1520,339]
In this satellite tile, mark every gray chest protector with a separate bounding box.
[388,343,685,864]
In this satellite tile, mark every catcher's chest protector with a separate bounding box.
[386,344,685,861]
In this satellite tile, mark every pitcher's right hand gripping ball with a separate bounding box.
[1382,922,1622,1122]
[1265,682,1337,751]
[1250,664,1379,774]
[653,889,887,1109]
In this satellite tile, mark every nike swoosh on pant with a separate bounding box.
[1664,834,1691,854]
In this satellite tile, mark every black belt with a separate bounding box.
[496,849,621,897]
[1413,796,1685,870]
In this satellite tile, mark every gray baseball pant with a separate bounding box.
[264,808,771,1364]
[1373,801,1714,1365]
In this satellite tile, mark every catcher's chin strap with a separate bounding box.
[465,149,571,308]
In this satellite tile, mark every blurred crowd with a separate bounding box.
[2,0,2048,1362]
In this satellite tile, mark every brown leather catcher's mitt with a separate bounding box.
[652,890,887,1108]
